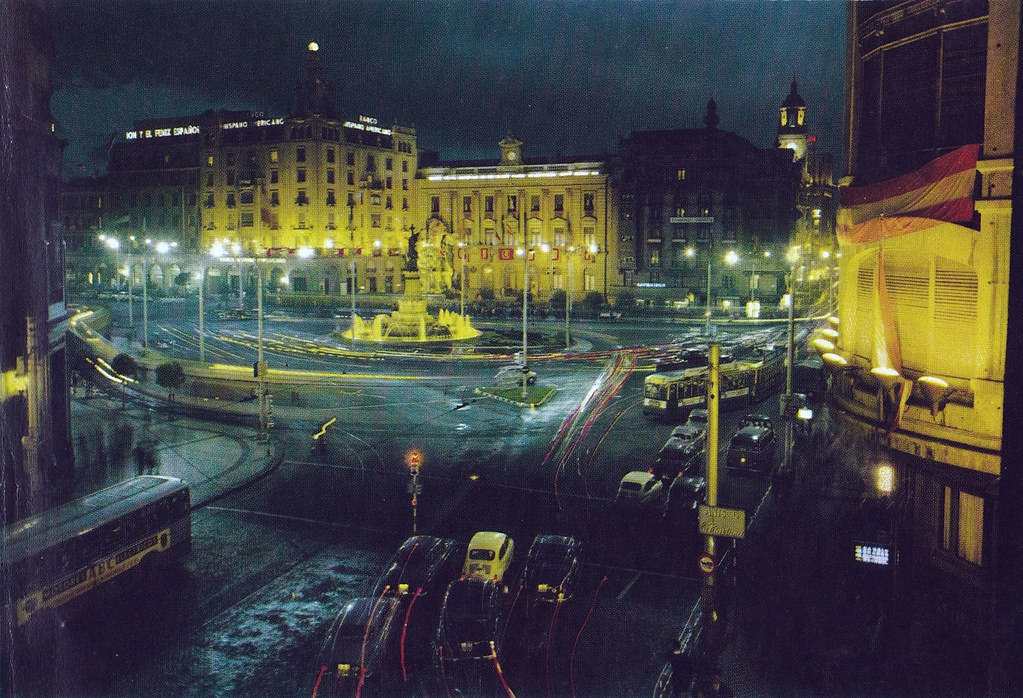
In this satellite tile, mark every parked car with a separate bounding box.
[663,474,707,519]
[435,578,507,695]
[495,364,537,388]
[521,534,582,603]
[726,425,778,473]
[462,531,515,583]
[615,471,666,508]
[653,435,704,480]
[372,536,462,676]
[739,413,774,431]
[374,536,462,599]
[311,596,403,697]
[671,423,706,442]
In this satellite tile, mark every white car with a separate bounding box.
[615,471,665,508]
[495,364,537,388]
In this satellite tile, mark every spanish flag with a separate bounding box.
[838,144,980,244]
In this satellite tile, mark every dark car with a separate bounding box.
[726,425,778,473]
[435,578,507,695]
[739,413,774,432]
[374,536,462,599]
[663,474,707,519]
[671,423,706,442]
[654,434,704,480]
[311,596,403,697]
[372,536,462,679]
[521,534,582,603]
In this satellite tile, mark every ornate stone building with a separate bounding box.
[416,134,616,304]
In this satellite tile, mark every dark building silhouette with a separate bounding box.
[614,97,800,309]
[0,0,73,522]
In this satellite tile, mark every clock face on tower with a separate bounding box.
[507,151,517,161]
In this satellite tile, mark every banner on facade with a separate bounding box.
[837,143,980,244]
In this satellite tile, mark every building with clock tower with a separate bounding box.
[777,79,808,160]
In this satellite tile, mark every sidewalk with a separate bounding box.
[656,408,906,698]
[69,391,280,507]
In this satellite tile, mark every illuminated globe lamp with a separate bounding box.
[917,375,953,417]
[870,366,904,408]
[820,327,839,342]
[828,315,840,327]
[812,337,836,356]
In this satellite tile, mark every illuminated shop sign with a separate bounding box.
[344,115,392,136]
[636,282,667,288]
[124,125,200,140]
[222,117,284,130]
[853,543,890,566]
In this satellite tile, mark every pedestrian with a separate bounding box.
[666,641,692,697]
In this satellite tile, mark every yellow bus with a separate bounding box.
[643,349,785,420]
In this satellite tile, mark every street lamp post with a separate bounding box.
[142,248,149,349]
[459,239,466,318]
[198,261,206,363]
[521,245,529,399]
[349,202,357,345]
[705,250,713,334]
[127,237,135,336]
[565,248,574,350]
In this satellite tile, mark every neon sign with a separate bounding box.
[124,125,200,140]
[344,117,392,136]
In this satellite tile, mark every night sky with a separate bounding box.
[51,0,846,179]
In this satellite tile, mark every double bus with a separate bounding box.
[2,475,191,634]
[643,348,786,420]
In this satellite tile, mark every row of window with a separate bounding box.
[211,149,409,172]
[111,192,197,209]
[204,190,409,210]
[207,169,410,190]
[430,193,598,216]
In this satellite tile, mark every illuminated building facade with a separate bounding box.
[416,135,616,302]
[1,0,73,521]
[615,99,800,310]
[836,0,1018,686]
[197,44,419,299]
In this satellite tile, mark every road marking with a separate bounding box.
[617,571,642,601]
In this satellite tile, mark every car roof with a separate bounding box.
[661,436,698,453]
[672,424,704,436]
[733,425,770,441]
[743,413,773,423]
[468,531,509,550]
[620,470,655,485]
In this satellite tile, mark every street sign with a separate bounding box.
[698,553,717,576]
[698,505,747,539]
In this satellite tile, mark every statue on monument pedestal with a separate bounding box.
[405,227,419,273]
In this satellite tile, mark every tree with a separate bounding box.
[549,290,567,312]
[614,289,636,315]
[582,291,604,316]
[110,353,139,409]
[155,361,185,402]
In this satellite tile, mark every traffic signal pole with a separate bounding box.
[702,342,723,666]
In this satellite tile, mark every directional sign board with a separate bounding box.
[698,505,747,539]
